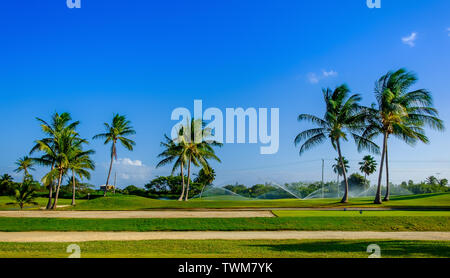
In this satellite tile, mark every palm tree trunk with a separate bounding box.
[46,163,55,210]
[51,170,63,210]
[337,175,340,197]
[178,162,185,201]
[383,139,390,201]
[46,185,53,210]
[184,156,192,201]
[104,143,115,197]
[337,140,349,203]
[71,170,76,206]
[374,132,388,204]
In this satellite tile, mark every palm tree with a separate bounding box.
[295,85,379,203]
[31,112,79,209]
[67,145,95,205]
[93,114,136,197]
[37,127,89,209]
[0,174,14,196]
[360,69,444,203]
[176,119,222,201]
[332,157,349,190]
[156,134,188,201]
[195,166,216,198]
[359,155,377,186]
[14,156,35,183]
[7,176,38,210]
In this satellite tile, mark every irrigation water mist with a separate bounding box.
[192,181,413,201]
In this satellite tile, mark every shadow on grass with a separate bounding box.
[389,193,448,201]
[247,240,450,258]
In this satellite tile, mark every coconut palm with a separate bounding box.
[295,85,379,203]
[67,146,95,205]
[7,175,38,210]
[176,119,222,201]
[37,127,89,209]
[156,134,188,201]
[30,112,79,209]
[195,166,216,198]
[332,157,349,186]
[14,156,35,183]
[0,174,14,196]
[93,114,136,196]
[360,69,444,203]
[359,155,377,186]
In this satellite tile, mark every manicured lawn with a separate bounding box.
[1,193,449,210]
[273,210,450,217]
[61,193,450,210]
[1,216,448,231]
[0,196,86,210]
[0,240,448,258]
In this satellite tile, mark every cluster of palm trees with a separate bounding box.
[295,68,444,204]
[12,113,136,210]
[331,155,377,187]
[156,119,222,201]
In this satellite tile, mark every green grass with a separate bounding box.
[273,210,450,217]
[1,216,448,231]
[1,193,449,210]
[0,196,86,210]
[0,240,448,258]
[60,193,450,210]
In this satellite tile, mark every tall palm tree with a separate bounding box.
[37,128,89,209]
[359,155,377,186]
[295,85,379,203]
[360,69,444,203]
[14,156,35,182]
[177,119,222,201]
[156,135,188,201]
[67,145,95,205]
[93,114,136,197]
[30,112,79,209]
[332,156,349,188]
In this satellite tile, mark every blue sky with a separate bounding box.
[0,0,449,188]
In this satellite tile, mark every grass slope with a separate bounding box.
[1,216,448,231]
[0,196,86,210]
[60,193,450,210]
[0,240,449,258]
[272,210,450,217]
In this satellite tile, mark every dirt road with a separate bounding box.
[0,231,448,242]
[0,210,274,218]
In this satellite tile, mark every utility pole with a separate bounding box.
[321,159,324,198]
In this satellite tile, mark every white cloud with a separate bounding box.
[307,69,338,84]
[322,70,338,77]
[116,158,143,167]
[307,73,320,84]
[110,158,152,185]
[447,27,450,36]
[402,32,417,47]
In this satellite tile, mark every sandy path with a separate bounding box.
[0,231,449,242]
[0,210,274,219]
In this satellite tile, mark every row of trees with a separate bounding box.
[295,68,444,204]
[156,119,222,201]
[332,155,377,187]
[11,113,136,210]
